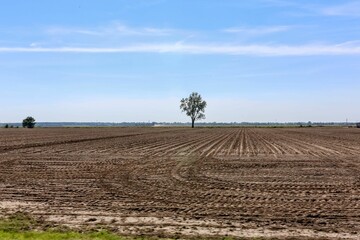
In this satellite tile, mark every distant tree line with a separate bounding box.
[2,121,359,128]
[2,117,36,128]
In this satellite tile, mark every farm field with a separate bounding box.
[0,127,359,239]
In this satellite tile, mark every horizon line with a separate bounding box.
[1,121,358,124]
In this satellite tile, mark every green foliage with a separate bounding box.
[0,230,125,240]
[180,92,207,128]
[0,213,166,240]
[4,124,9,128]
[0,213,276,239]
[0,212,37,232]
[0,213,117,239]
[307,121,312,127]
[22,116,36,128]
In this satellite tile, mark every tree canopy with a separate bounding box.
[22,116,36,128]
[180,92,207,128]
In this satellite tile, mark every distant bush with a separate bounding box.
[22,117,36,128]
[4,124,9,128]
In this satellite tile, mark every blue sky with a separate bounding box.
[1,0,360,122]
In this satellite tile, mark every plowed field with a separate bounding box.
[0,127,359,239]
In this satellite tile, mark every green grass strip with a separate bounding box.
[0,230,125,240]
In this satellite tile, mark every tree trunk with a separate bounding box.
[191,119,195,128]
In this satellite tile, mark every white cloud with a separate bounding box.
[29,42,41,47]
[1,42,360,56]
[111,24,177,36]
[261,0,360,17]
[321,1,360,17]
[223,26,292,35]
[46,23,182,37]
[46,27,103,36]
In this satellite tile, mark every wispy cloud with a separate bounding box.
[46,27,102,36]
[1,42,360,56]
[46,23,183,37]
[106,24,179,36]
[223,26,292,35]
[321,1,360,17]
[259,0,318,12]
[261,0,360,17]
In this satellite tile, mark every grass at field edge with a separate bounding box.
[0,212,245,240]
[0,212,328,240]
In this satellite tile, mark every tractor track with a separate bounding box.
[0,127,359,238]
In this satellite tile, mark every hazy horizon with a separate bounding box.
[1,0,360,123]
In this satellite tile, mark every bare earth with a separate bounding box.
[0,127,359,239]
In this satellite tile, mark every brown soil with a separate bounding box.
[0,127,359,239]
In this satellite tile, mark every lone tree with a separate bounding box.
[22,116,36,128]
[180,92,207,128]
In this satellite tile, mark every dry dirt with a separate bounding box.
[0,127,359,239]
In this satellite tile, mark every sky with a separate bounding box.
[1,0,360,123]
